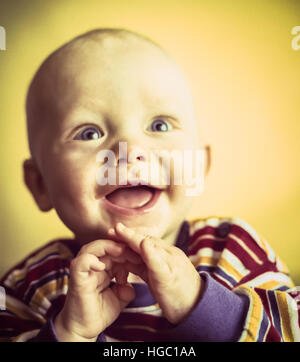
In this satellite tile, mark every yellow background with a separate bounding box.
[0,0,299,283]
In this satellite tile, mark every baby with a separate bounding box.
[0,28,299,342]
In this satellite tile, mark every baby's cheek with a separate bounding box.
[166,186,194,228]
[54,155,91,189]
[46,154,97,214]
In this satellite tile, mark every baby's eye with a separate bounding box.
[74,127,102,141]
[150,119,173,132]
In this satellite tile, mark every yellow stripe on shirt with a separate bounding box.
[275,292,295,342]
[235,285,264,342]
[4,242,73,288]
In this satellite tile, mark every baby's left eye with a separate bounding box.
[74,127,102,141]
[149,119,173,132]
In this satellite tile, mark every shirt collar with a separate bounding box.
[174,220,190,254]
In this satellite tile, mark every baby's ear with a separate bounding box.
[23,158,53,212]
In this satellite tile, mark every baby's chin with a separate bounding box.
[72,219,168,246]
[69,204,169,240]
[120,223,162,238]
[70,190,180,243]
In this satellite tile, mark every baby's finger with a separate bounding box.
[110,283,135,310]
[114,223,170,273]
[94,271,115,294]
[114,266,129,285]
[113,223,147,254]
[140,238,170,275]
[107,228,117,239]
[78,239,125,258]
[70,253,106,274]
[122,248,144,264]
[97,255,113,271]
[107,229,143,264]
[122,261,148,283]
[105,249,142,265]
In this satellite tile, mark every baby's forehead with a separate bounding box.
[47,40,192,112]
[26,32,197,157]
[44,34,171,80]
[49,37,184,91]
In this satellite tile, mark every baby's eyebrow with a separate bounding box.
[57,110,106,137]
[61,106,106,124]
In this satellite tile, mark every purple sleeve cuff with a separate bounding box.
[166,272,249,342]
[28,310,106,342]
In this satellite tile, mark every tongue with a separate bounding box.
[106,186,154,208]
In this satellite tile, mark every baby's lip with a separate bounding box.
[103,181,166,198]
[101,185,163,216]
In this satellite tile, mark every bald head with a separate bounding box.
[25,28,196,165]
[23,28,204,242]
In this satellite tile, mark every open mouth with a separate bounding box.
[102,185,163,215]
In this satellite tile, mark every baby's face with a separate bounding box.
[31,41,202,245]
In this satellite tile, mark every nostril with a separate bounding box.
[136,155,145,161]
[116,155,145,165]
[117,157,127,165]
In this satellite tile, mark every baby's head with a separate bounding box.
[24,28,207,245]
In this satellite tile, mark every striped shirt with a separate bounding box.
[0,217,299,342]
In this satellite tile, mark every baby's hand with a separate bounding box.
[108,223,204,324]
[54,239,140,341]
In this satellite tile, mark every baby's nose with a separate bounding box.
[117,154,145,165]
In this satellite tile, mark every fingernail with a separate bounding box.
[117,222,133,236]
[117,222,125,230]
